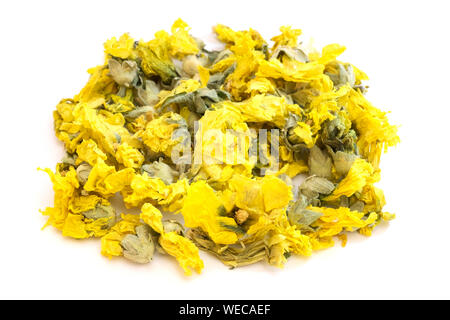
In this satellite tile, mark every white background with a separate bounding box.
[1,0,449,299]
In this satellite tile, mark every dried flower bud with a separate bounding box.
[108,59,138,87]
[299,175,335,199]
[61,153,76,166]
[332,151,357,177]
[76,163,92,185]
[141,159,179,185]
[326,63,355,88]
[136,80,160,106]
[162,220,184,235]
[234,209,249,225]
[121,225,155,264]
[283,113,308,152]
[349,200,365,212]
[182,55,203,77]
[272,46,308,63]
[288,206,322,231]
[182,55,200,76]
[82,204,116,229]
[308,145,332,179]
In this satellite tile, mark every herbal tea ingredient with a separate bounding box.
[39,19,399,275]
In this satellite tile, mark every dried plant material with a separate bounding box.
[163,220,185,235]
[141,203,203,275]
[308,145,332,179]
[283,113,308,151]
[332,151,357,177]
[135,80,160,106]
[121,224,155,263]
[187,229,268,268]
[182,181,239,245]
[81,204,117,229]
[40,19,399,275]
[182,54,208,77]
[234,209,249,225]
[76,163,92,185]
[159,87,231,114]
[287,197,322,231]
[141,159,179,185]
[108,59,138,88]
[299,175,335,199]
[324,158,378,201]
[272,46,308,63]
[124,105,155,120]
[349,200,365,212]
[288,208,322,231]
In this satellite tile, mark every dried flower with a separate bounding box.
[40,19,398,275]
[76,163,92,185]
[121,224,155,264]
[81,204,117,229]
[108,59,138,87]
[234,209,249,225]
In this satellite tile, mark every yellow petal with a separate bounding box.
[182,181,239,244]
[159,232,204,276]
[140,203,164,234]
